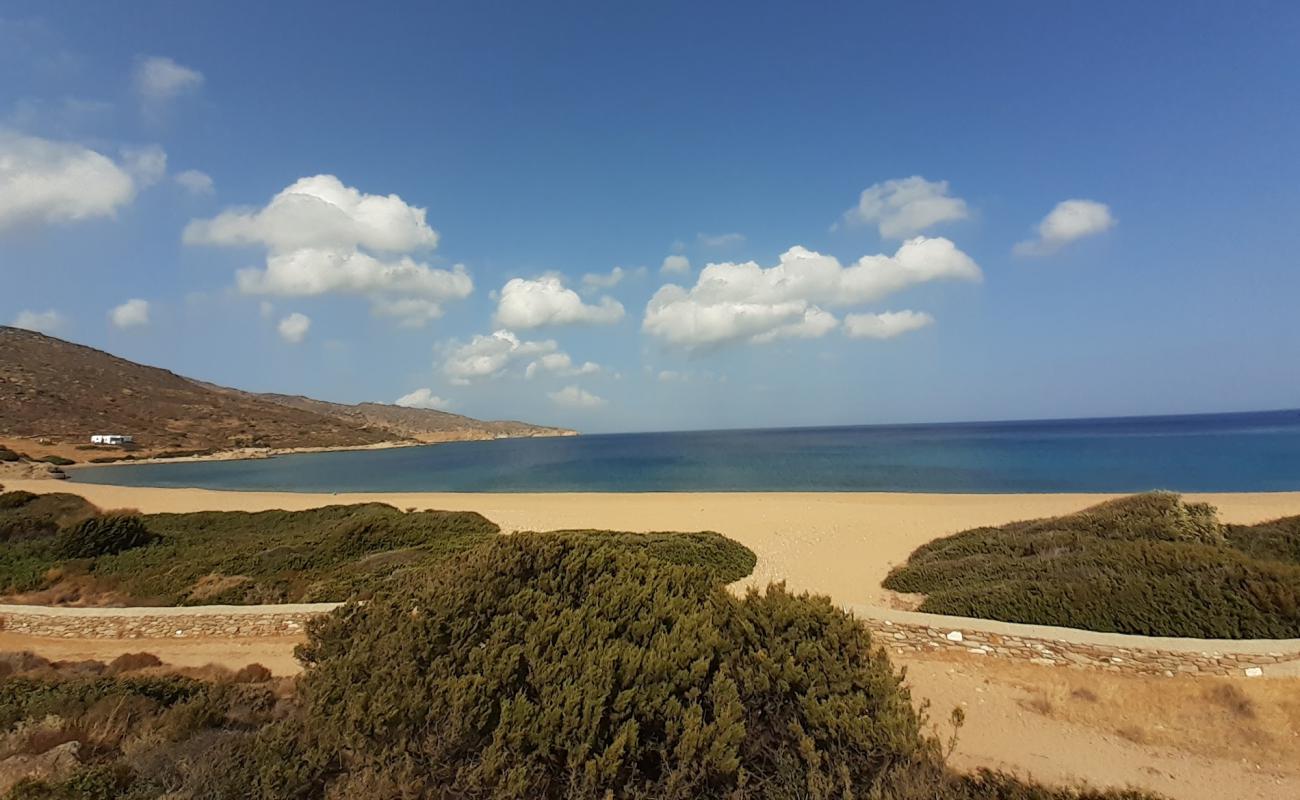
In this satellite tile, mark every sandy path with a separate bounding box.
[0,631,306,676]
[904,654,1300,800]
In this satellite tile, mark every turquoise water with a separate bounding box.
[71,410,1300,493]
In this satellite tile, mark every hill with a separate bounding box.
[0,326,573,459]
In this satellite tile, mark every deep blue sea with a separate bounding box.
[69,410,1300,493]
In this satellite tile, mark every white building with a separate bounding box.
[90,434,134,445]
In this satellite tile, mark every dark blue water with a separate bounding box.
[72,410,1300,493]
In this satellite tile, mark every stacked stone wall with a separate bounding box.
[0,603,341,639]
[4,602,1299,677]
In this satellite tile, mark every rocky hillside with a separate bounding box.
[0,327,573,455]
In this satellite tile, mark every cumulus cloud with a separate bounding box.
[698,232,744,248]
[494,274,624,329]
[11,309,66,335]
[133,56,203,103]
[525,352,601,380]
[843,310,934,339]
[643,237,980,349]
[0,132,137,231]
[443,329,557,385]
[277,312,310,343]
[548,385,606,409]
[174,169,214,195]
[838,176,969,238]
[1014,199,1116,256]
[109,298,149,329]
[394,388,452,410]
[184,174,472,326]
[660,254,690,274]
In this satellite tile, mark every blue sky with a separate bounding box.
[3,1,1299,433]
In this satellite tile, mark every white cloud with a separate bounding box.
[394,388,452,410]
[277,312,310,343]
[11,309,66,335]
[119,145,167,186]
[548,385,606,409]
[133,56,203,103]
[843,310,934,339]
[109,298,149,329]
[698,232,745,248]
[185,174,472,324]
[838,176,969,239]
[494,274,624,329]
[660,254,691,274]
[0,132,137,231]
[174,169,213,195]
[643,237,980,349]
[525,352,601,380]
[657,370,684,382]
[581,266,632,290]
[443,329,557,384]
[1014,199,1116,256]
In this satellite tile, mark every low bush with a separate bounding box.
[37,456,75,466]
[0,448,23,462]
[54,515,157,559]
[0,499,757,606]
[883,493,1300,638]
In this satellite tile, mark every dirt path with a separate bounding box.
[0,632,305,676]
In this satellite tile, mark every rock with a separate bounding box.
[1244,666,1264,678]
[0,741,81,794]
[945,630,964,643]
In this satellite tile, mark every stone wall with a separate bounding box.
[0,603,341,639]
[4,601,1300,678]
[850,606,1300,678]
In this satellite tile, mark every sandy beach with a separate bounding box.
[5,480,1300,799]
[8,480,1300,607]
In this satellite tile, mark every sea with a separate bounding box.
[69,409,1300,493]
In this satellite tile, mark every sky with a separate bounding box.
[2,1,1299,434]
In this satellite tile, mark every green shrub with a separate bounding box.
[220,534,921,799]
[55,515,158,559]
[543,529,757,583]
[38,455,76,466]
[0,447,23,462]
[0,502,758,607]
[0,490,38,509]
[0,538,1162,800]
[1226,515,1300,565]
[883,493,1300,638]
[0,491,98,544]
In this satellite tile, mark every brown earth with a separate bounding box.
[0,326,573,457]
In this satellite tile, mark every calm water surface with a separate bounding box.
[72,410,1300,493]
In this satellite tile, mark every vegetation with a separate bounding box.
[0,651,291,800]
[883,492,1300,638]
[36,457,74,467]
[0,535,1161,799]
[0,449,22,462]
[54,516,156,560]
[0,492,755,606]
